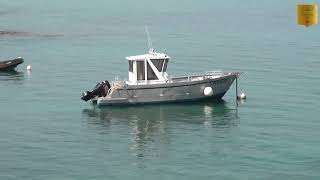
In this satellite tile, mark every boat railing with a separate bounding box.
[204,70,224,76]
[170,70,225,82]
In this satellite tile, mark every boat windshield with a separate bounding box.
[147,62,158,80]
[151,58,169,72]
[162,59,169,72]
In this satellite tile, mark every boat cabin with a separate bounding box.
[126,49,170,85]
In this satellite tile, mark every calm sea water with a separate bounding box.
[1,0,320,179]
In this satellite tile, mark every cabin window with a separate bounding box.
[162,59,169,72]
[147,62,158,80]
[128,61,133,72]
[151,59,164,72]
[137,61,145,80]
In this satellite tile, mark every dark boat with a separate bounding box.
[0,57,24,71]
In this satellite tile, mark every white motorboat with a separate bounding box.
[81,47,240,106]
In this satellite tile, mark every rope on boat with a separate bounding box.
[107,81,134,98]
[107,82,123,97]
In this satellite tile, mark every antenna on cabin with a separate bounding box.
[145,26,154,52]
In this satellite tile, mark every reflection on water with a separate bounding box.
[82,100,238,159]
[0,70,24,82]
[82,100,238,128]
[237,98,247,105]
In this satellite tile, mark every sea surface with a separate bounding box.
[1,0,320,179]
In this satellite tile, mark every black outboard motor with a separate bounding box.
[81,80,111,101]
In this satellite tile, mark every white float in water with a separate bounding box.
[235,76,247,102]
[203,87,213,96]
[237,92,247,100]
[26,64,32,71]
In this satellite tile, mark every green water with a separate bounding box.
[1,0,320,179]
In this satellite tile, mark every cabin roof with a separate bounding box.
[126,50,170,61]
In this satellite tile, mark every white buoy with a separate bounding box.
[235,76,247,105]
[26,64,32,71]
[203,87,213,96]
[237,92,247,100]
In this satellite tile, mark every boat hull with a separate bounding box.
[96,74,236,106]
[0,57,24,71]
